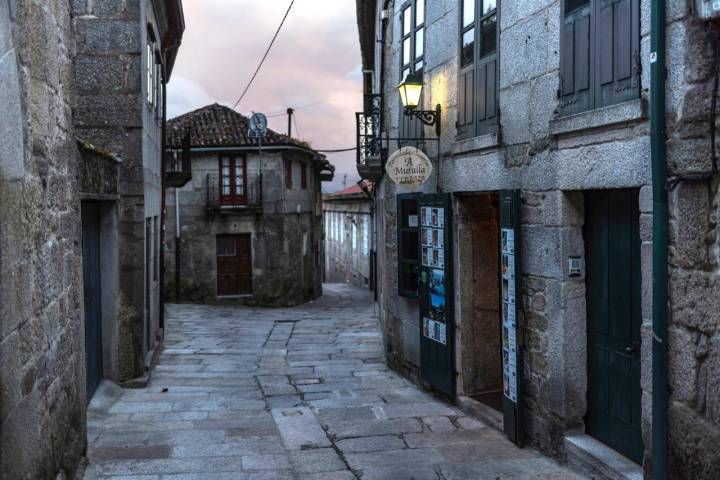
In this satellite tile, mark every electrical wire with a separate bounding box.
[293,114,301,138]
[315,147,358,153]
[233,0,295,110]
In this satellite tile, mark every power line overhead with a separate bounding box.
[233,0,295,110]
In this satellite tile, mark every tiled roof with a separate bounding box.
[167,103,313,150]
[325,180,373,200]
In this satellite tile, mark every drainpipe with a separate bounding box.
[650,0,668,477]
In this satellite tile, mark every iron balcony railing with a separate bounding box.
[355,94,384,180]
[206,173,263,211]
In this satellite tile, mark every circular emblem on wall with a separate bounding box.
[385,147,433,189]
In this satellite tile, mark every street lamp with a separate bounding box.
[397,73,441,136]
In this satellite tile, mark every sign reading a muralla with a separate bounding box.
[385,147,433,189]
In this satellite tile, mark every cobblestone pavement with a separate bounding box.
[84,284,584,480]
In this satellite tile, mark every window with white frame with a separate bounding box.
[362,216,370,256]
[352,222,358,251]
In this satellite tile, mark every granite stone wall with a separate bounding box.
[371,0,720,474]
[73,0,155,381]
[0,1,87,478]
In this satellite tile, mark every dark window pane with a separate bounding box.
[565,0,590,15]
[401,200,418,227]
[403,7,412,35]
[480,14,496,57]
[401,262,419,292]
[483,0,496,15]
[462,28,475,66]
[402,231,419,260]
[463,0,475,27]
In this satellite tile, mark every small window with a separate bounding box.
[285,158,292,189]
[146,44,154,106]
[397,194,420,298]
[219,156,246,205]
[399,0,426,147]
[217,237,237,257]
[301,163,308,190]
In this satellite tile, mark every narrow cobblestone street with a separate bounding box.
[84,285,583,480]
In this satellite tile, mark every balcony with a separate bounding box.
[165,133,192,188]
[356,94,384,181]
[206,173,263,214]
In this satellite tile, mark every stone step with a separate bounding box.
[565,434,643,480]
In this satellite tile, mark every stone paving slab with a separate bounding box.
[83,284,585,480]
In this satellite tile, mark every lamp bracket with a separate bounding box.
[403,104,442,136]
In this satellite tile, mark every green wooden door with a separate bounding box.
[418,194,455,397]
[585,190,643,463]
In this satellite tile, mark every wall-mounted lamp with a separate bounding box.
[397,73,441,137]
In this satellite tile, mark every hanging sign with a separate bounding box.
[386,147,433,189]
[248,112,268,138]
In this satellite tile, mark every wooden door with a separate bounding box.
[217,234,252,296]
[585,189,643,463]
[81,203,103,401]
[418,194,455,397]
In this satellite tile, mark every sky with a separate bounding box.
[167,0,364,193]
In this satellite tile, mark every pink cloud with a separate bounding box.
[168,0,364,192]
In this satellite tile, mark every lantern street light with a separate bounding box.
[397,73,441,136]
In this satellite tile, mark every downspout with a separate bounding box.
[650,0,668,477]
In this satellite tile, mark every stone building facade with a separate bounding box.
[73,0,184,383]
[324,182,374,289]
[165,104,335,307]
[356,0,720,478]
[1,1,184,478]
[0,2,86,478]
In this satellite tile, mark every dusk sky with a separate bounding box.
[167,0,364,193]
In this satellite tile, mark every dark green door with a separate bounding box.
[82,202,103,401]
[585,190,643,463]
[418,194,455,397]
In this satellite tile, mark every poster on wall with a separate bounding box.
[501,227,518,403]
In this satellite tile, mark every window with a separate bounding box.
[219,156,247,205]
[146,43,155,106]
[301,163,308,190]
[397,194,420,297]
[399,0,426,146]
[285,158,292,189]
[362,216,370,256]
[559,0,639,116]
[153,216,159,281]
[352,222,358,251]
[457,0,498,139]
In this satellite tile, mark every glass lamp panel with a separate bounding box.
[415,29,424,58]
[483,0,497,15]
[403,7,412,34]
[462,29,475,66]
[416,1,424,26]
[463,0,475,27]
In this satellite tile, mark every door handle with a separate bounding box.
[625,344,639,355]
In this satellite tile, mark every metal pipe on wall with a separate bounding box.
[650,0,668,477]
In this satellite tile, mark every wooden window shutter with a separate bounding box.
[559,2,592,116]
[596,0,640,108]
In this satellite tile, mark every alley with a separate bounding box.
[84,284,583,480]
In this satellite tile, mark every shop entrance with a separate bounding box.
[457,194,503,412]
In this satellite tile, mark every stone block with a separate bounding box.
[75,94,142,128]
[668,137,713,176]
[670,269,720,333]
[668,402,720,479]
[522,226,563,279]
[668,325,698,403]
[75,55,138,93]
[669,181,712,270]
[75,18,140,53]
[639,185,653,213]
